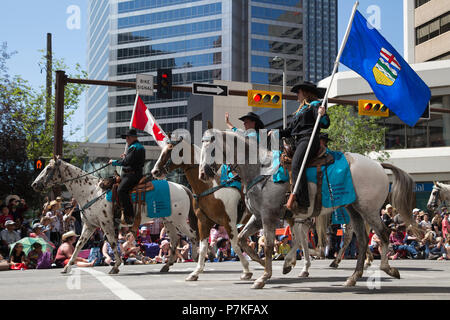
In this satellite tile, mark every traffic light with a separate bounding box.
[34,158,45,172]
[358,99,389,117]
[157,69,172,99]
[247,90,282,108]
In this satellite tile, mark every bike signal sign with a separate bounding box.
[34,159,45,172]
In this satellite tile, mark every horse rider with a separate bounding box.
[276,81,330,213]
[109,129,145,225]
[222,112,266,188]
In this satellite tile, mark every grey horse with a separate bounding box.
[199,129,420,289]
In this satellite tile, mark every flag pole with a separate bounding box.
[287,1,360,209]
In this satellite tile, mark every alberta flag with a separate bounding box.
[340,10,431,127]
[130,94,169,147]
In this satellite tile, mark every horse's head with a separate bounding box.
[99,171,120,190]
[198,129,221,182]
[151,138,190,179]
[427,181,442,211]
[32,156,63,192]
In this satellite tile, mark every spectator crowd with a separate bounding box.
[1,191,449,272]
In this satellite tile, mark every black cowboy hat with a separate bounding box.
[290,81,326,99]
[121,128,138,139]
[319,133,333,141]
[238,112,265,130]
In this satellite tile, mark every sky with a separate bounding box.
[0,0,404,142]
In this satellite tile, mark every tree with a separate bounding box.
[324,104,389,161]
[0,42,88,206]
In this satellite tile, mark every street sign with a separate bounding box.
[136,74,154,96]
[193,83,228,96]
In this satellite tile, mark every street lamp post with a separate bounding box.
[273,56,287,129]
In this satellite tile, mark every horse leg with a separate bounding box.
[223,223,252,280]
[296,220,312,278]
[186,209,212,281]
[62,224,96,274]
[343,206,368,287]
[330,219,354,269]
[104,225,122,275]
[238,215,264,266]
[364,223,374,269]
[160,222,178,273]
[252,216,276,289]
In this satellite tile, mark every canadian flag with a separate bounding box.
[130,94,169,148]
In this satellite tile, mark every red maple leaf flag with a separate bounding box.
[130,94,169,147]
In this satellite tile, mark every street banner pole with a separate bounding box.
[287,1,360,210]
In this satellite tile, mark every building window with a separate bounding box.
[416,12,450,45]
[415,0,431,8]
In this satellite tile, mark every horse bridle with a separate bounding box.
[430,185,441,209]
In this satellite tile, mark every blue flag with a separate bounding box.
[341,10,431,127]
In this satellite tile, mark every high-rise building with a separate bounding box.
[86,0,337,144]
[404,0,450,63]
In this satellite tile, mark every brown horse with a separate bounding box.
[151,138,262,281]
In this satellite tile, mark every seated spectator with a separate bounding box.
[0,205,14,229]
[274,235,291,260]
[102,240,123,266]
[176,238,191,263]
[369,231,381,257]
[122,232,145,265]
[438,237,450,260]
[442,212,450,239]
[155,239,171,263]
[159,226,168,242]
[0,254,9,271]
[30,223,55,249]
[431,214,443,238]
[382,204,394,227]
[9,243,27,270]
[419,213,432,230]
[27,242,43,269]
[54,231,96,268]
[215,237,231,262]
[389,226,406,260]
[258,235,265,258]
[0,220,21,257]
[420,228,437,259]
[137,226,152,245]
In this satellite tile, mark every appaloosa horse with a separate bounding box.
[151,138,262,281]
[32,157,199,274]
[199,129,419,289]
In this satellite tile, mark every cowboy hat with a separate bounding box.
[238,112,265,130]
[5,220,15,226]
[46,200,61,211]
[5,195,20,205]
[32,223,44,230]
[290,81,326,98]
[62,231,79,241]
[121,128,138,139]
[319,133,333,141]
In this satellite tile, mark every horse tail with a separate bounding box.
[182,186,199,236]
[381,163,423,237]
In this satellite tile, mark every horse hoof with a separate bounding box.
[299,271,309,278]
[240,272,253,280]
[329,261,339,269]
[186,274,199,281]
[251,280,265,289]
[282,266,292,275]
[109,268,119,275]
[389,267,400,279]
[344,278,357,287]
[160,265,170,273]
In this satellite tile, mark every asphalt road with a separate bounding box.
[2,258,450,303]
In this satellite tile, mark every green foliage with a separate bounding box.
[324,105,390,161]
[0,42,88,204]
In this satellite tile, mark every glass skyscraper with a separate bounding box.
[86,0,337,144]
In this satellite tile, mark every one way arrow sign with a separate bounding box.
[193,83,228,96]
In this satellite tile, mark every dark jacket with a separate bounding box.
[280,100,330,140]
[112,140,145,175]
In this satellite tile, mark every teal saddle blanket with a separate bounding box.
[106,180,171,218]
[306,150,356,208]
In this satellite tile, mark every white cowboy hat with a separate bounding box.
[5,195,20,205]
[62,231,79,242]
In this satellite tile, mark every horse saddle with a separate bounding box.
[280,139,335,217]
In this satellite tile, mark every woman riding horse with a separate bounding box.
[276,81,330,213]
